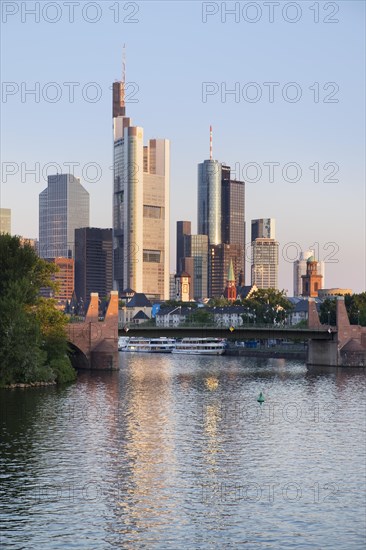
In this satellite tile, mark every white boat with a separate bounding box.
[120,337,176,353]
[172,338,226,355]
[118,336,130,351]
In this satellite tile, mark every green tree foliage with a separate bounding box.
[161,300,198,309]
[319,294,366,326]
[207,297,233,307]
[0,235,76,386]
[185,308,214,326]
[242,288,293,324]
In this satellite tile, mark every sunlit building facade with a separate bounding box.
[39,174,89,259]
[0,208,11,234]
[113,76,169,300]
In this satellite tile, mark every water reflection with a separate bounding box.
[0,356,365,549]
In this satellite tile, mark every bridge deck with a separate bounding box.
[119,326,336,340]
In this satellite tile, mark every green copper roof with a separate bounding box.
[227,259,235,282]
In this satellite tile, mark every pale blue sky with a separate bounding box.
[1,1,365,292]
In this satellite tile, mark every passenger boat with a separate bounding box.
[118,337,130,351]
[172,338,226,355]
[120,337,176,353]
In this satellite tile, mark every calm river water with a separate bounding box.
[1,355,365,549]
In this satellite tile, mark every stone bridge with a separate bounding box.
[67,291,119,370]
[307,297,366,366]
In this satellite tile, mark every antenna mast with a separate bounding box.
[121,43,126,108]
[209,125,213,160]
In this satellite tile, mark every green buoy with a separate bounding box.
[257,392,265,404]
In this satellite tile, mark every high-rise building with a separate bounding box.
[221,165,245,275]
[251,218,275,241]
[210,243,242,297]
[293,249,325,296]
[251,219,278,289]
[0,208,11,234]
[41,257,74,306]
[183,234,209,300]
[197,159,222,245]
[176,221,191,273]
[74,228,113,303]
[197,129,245,296]
[113,60,169,300]
[251,239,279,289]
[39,174,89,259]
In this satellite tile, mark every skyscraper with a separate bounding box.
[221,165,245,274]
[0,208,11,234]
[176,221,191,273]
[251,219,278,289]
[251,218,275,240]
[197,128,245,296]
[184,234,209,300]
[74,228,113,303]
[113,56,170,300]
[39,174,89,259]
[40,257,74,306]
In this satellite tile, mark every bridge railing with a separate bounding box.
[119,321,335,332]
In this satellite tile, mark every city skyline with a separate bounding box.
[1,1,365,293]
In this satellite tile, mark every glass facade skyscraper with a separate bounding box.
[197,160,222,245]
[39,174,89,259]
[197,149,245,296]
[74,227,113,303]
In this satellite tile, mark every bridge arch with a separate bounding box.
[67,342,89,370]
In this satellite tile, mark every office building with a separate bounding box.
[39,174,89,259]
[251,218,275,241]
[113,61,169,300]
[251,218,279,289]
[41,257,74,306]
[210,243,242,297]
[251,239,279,289]
[184,234,209,300]
[74,228,113,304]
[0,208,11,234]
[176,221,191,273]
[197,129,245,296]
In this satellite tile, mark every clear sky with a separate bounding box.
[1,0,365,293]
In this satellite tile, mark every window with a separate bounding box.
[143,205,163,219]
[143,249,161,263]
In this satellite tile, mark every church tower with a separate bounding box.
[301,256,323,297]
[224,260,237,302]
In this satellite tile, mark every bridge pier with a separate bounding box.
[307,340,338,366]
[307,297,366,367]
[67,291,119,370]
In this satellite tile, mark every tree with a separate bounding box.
[319,293,366,326]
[0,235,76,386]
[242,288,293,325]
[185,308,214,326]
[207,297,232,307]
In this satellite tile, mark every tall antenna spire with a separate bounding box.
[122,43,126,83]
[209,125,213,160]
[121,43,126,108]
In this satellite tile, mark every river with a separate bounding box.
[1,355,365,549]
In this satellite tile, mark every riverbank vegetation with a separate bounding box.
[0,235,76,387]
